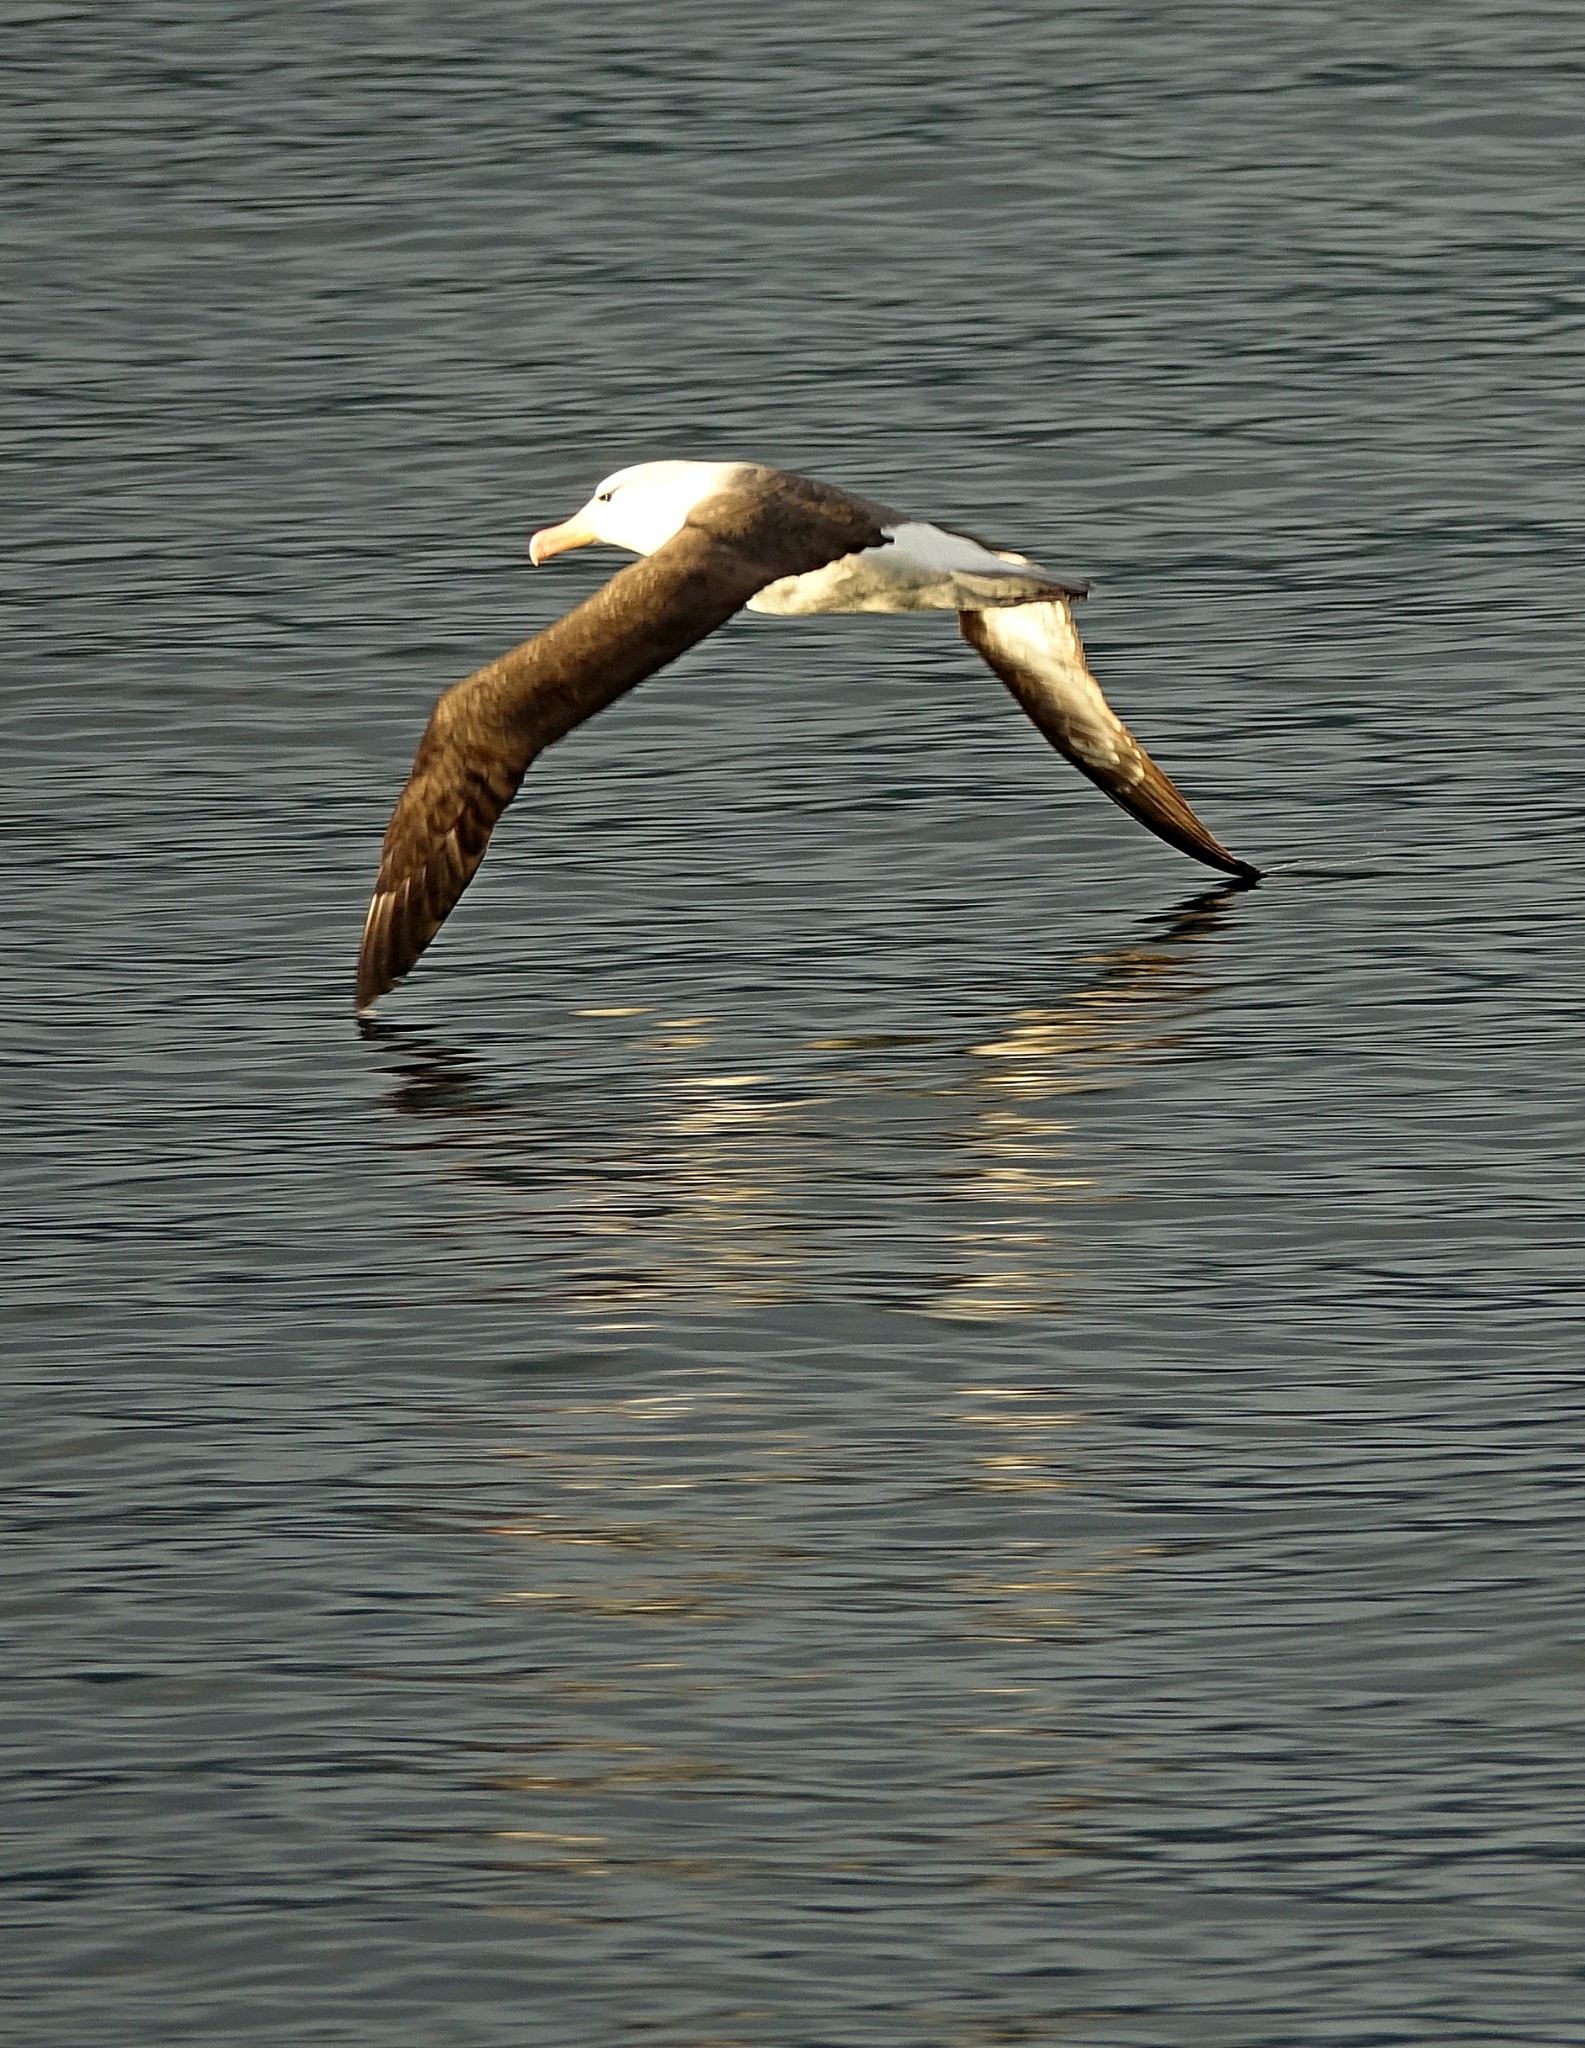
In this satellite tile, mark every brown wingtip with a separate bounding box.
[353,722,531,1018]
[355,862,467,1015]
[355,887,401,1014]
[1110,750,1261,884]
[958,605,1259,885]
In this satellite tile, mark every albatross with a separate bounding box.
[356,460,1258,1012]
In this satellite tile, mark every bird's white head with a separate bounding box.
[529,460,747,564]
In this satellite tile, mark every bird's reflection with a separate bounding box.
[363,887,1245,1321]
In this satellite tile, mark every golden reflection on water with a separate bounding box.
[447,1376,1169,1999]
[367,888,1243,1321]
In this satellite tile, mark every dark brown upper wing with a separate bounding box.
[960,601,1259,882]
[357,485,886,1011]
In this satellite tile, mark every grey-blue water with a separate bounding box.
[5,4,1584,2043]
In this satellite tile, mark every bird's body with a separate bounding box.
[357,460,1257,1013]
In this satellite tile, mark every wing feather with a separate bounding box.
[960,602,1259,883]
[357,489,885,1010]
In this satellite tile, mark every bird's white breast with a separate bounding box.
[747,522,1058,615]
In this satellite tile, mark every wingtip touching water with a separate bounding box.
[355,459,1258,1012]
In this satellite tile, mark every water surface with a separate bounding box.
[6,3,1585,2042]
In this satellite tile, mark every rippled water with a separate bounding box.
[7,3,1585,2042]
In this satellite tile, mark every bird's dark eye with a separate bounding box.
[596,489,615,503]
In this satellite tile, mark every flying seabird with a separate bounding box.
[356,460,1258,1012]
